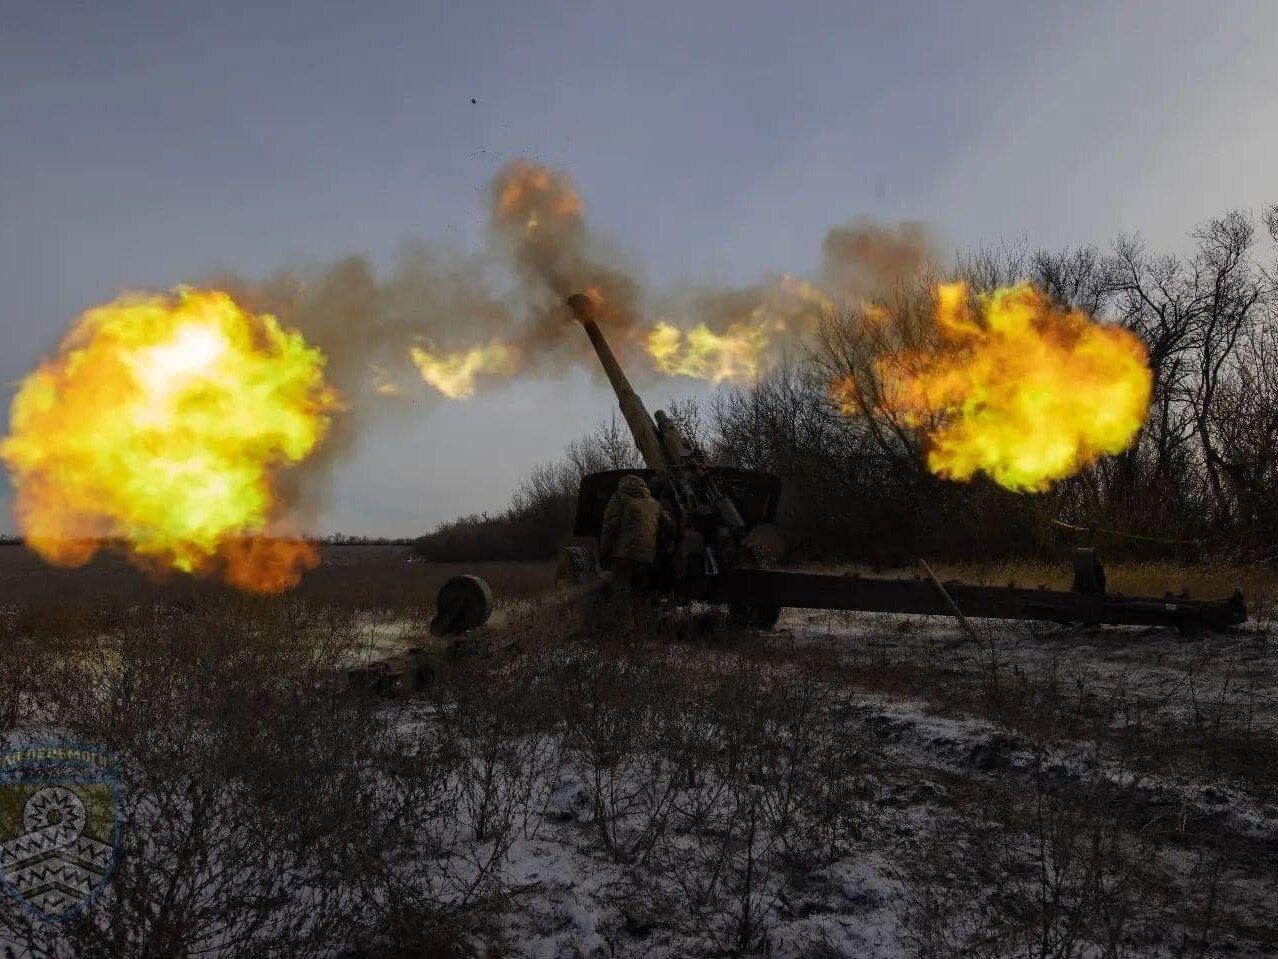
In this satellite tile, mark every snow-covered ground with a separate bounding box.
[370,606,1278,957]
[4,596,1273,957]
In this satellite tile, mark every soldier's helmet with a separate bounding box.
[617,473,650,497]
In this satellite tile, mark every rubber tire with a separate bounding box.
[430,575,493,635]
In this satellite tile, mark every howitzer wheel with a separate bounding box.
[430,575,493,636]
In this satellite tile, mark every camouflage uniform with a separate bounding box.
[600,474,673,597]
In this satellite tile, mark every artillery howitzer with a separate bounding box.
[563,292,1247,632]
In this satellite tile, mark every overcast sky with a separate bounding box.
[1,0,1274,536]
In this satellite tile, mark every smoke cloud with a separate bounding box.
[204,159,937,514]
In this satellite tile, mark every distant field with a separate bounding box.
[0,541,555,622]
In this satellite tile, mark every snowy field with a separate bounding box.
[424,608,1278,959]
[354,599,1278,957]
[2,563,1276,957]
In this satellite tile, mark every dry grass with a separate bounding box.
[805,556,1278,624]
[1,548,1275,956]
[0,543,553,637]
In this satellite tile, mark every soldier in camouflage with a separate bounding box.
[600,473,674,599]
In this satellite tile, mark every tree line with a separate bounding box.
[414,206,1278,566]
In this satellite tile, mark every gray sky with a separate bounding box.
[2,0,1274,536]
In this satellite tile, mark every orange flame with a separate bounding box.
[494,160,583,234]
[642,274,833,384]
[835,282,1152,491]
[0,288,341,591]
[408,341,519,399]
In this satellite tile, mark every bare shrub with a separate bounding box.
[631,658,868,954]
[0,600,387,956]
[759,675,866,871]
[350,709,494,956]
[1018,765,1156,957]
[435,659,564,845]
[660,659,781,954]
[903,760,1164,958]
[0,599,510,957]
[550,644,682,863]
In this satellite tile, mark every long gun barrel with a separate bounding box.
[566,293,667,470]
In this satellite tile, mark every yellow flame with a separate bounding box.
[408,341,519,399]
[643,274,833,384]
[836,282,1152,491]
[646,321,772,383]
[0,288,341,591]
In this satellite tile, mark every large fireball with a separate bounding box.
[835,282,1152,491]
[1,288,342,592]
